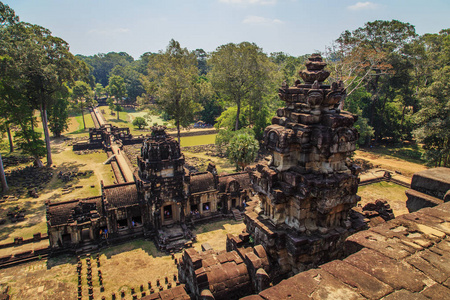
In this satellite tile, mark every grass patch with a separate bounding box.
[101,239,160,257]
[358,181,409,216]
[180,134,217,147]
[183,151,235,173]
[193,220,246,251]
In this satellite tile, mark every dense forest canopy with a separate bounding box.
[1,1,450,170]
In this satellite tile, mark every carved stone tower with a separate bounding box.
[135,126,186,229]
[246,54,361,277]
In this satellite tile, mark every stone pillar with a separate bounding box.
[127,208,133,229]
[180,203,185,222]
[255,268,270,293]
[89,226,94,240]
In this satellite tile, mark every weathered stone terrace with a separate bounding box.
[243,201,450,299]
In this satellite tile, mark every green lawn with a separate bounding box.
[180,134,217,147]
[103,107,169,136]
[358,181,409,216]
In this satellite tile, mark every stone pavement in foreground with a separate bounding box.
[243,201,450,300]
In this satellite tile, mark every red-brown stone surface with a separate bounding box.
[244,200,450,299]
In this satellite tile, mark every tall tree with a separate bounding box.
[0,2,19,153]
[330,20,417,142]
[194,48,209,75]
[197,77,222,125]
[72,81,94,129]
[413,30,450,167]
[2,19,87,166]
[208,42,277,131]
[270,52,308,85]
[110,64,145,104]
[147,39,202,144]
[0,153,7,193]
[77,52,134,87]
[108,75,127,119]
[94,82,105,99]
[48,86,70,137]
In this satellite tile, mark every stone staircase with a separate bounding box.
[231,208,243,222]
[157,225,194,252]
[75,241,99,255]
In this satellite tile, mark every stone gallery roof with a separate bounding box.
[182,248,251,298]
[218,172,251,193]
[243,201,450,299]
[47,196,102,226]
[103,182,138,208]
[189,172,216,194]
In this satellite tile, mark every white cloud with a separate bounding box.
[242,15,284,25]
[88,28,130,36]
[347,2,378,11]
[219,0,277,5]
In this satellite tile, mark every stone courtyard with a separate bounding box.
[0,220,245,299]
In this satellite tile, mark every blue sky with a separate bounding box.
[8,0,450,59]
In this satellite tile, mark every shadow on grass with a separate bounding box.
[0,201,47,242]
[101,238,164,259]
[192,219,242,235]
[47,254,77,269]
[68,128,89,135]
[360,145,425,165]
[107,118,128,124]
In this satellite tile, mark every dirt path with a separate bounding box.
[354,150,427,178]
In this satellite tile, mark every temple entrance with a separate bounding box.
[232,199,236,208]
[202,202,211,212]
[81,228,91,241]
[190,204,199,217]
[62,233,71,244]
[117,218,128,229]
[132,216,142,226]
[164,205,173,220]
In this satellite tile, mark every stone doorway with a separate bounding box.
[132,215,142,226]
[163,205,173,221]
[202,202,211,213]
[61,233,71,244]
[117,218,128,229]
[81,228,91,241]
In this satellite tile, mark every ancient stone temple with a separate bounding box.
[135,126,186,229]
[47,126,251,253]
[246,54,361,277]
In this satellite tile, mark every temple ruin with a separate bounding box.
[46,126,251,253]
[174,54,363,299]
[245,54,361,277]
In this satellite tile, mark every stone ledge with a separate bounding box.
[244,201,450,299]
[406,188,443,213]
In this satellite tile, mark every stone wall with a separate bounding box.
[406,167,450,212]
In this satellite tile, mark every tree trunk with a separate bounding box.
[81,106,86,129]
[0,153,8,193]
[6,124,13,153]
[235,99,241,131]
[34,157,44,168]
[176,120,181,145]
[40,105,53,167]
[400,105,406,136]
[176,97,181,144]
